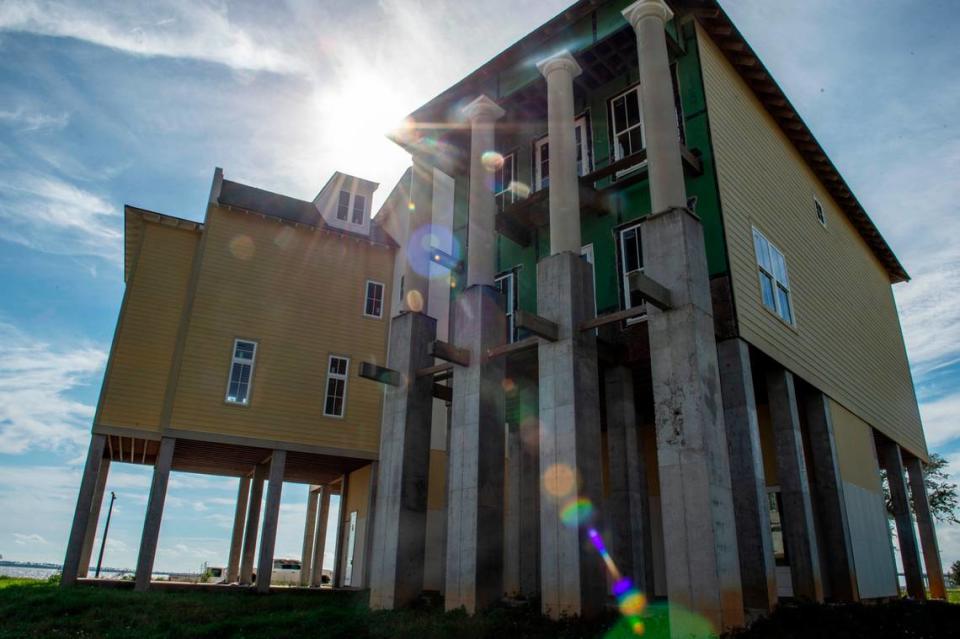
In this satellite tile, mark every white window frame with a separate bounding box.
[363,280,385,319]
[351,193,366,225]
[533,115,591,191]
[494,269,519,343]
[494,151,517,211]
[225,338,257,406]
[610,85,645,171]
[617,223,646,324]
[336,189,366,226]
[814,197,827,227]
[323,355,350,418]
[752,227,795,326]
[336,190,351,221]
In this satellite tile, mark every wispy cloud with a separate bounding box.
[13,532,48,545]
[0,321,106,454]
[918,392,960,449]
[0,106,69,132]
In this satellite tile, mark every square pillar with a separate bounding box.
[226,475,251,583]
[604,365,653,594]
[362,461,379,589]
[300,487,319,586]
[505,423,522,596]
[62,434,107,587]
[445,285,506,612]
[333,474,350,588]
[79,457,111,579]
[505,379,541,599]
[537,252,606,619]
[765,367,823,601]
[906,455,946,599]
[135,436,176,592]
[255,449,287,593]
[802,389,859,601]
[311,486,331,587]
[878,438,925,598]
[240,463,268,584]
[368,310,437,608]
[717,339,776,614]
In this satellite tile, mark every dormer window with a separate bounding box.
[352,194,366,225]
[337,191,351,221]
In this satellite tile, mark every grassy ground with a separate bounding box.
[1,576,958,639]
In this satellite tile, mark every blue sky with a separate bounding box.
[0,0,958,575]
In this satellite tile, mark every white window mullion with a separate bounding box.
[225,339,257,405]
[324,355,350,418]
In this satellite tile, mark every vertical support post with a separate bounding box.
[311,486,332,586]
[368,310,437,608]
[134,437,176,592]
[518,408,542,598]
[604,365,653,594]
[623,1,744,631]
[536,252,606,619]
[255,450,286,593]
[301,487,319,586]
[362,462,379,589]
[878,438,925,599]
[462,95,505,286]
[62,434,107,587]
[401,159,434,313]
[333,474,350,588]
[226,475,251,583]
[905,455,946,599]
[79,457,111,578]
[718,339,776,613]
[240,463,268,584]
[765,367,823,601]
[802,389,859,601]
[505,423,522,596]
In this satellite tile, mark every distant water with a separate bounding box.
[0,566,128,580]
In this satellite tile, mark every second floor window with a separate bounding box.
[337,190,351,221]
[364,280,384,318]
[534,115,590,191]
[494,152,516,211]
[324,355,350,418]
[618,223,646,323]
[753,228,794,325]
[226,339,257,405]
[352,194,366,225]
[611,86,644,162]
[495,270,518,343]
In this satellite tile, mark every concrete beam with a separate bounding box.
[256,450,287,593]
[62,434,107,587]
[78,457,111,578]
[240,464,268,584]
[226,475,251,583]
[906,455,946,599]
[359,362,402,387]
[515,310,559,342]
[718,339,776,614]
[765,367,823,602]
[878,438,925,599]
[300,487,319,586]
[429,340,471,367]
[628,271,673,310]
[135,437,176,592]
[802,389,859,601]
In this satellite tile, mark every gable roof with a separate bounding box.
[401,0,908,283]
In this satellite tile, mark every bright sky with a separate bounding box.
[0,0,957,575]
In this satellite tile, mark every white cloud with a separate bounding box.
[0,322,106,455]
[0,106,69,132]
[13,532,47,545]
[921,392,960,448]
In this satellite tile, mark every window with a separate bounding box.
[324,356,350,418]
[767,489,787,564]
[364,280,384,319]
[581,244,598,330]
[225,339,257,405]
[814,198,826,227]
[610,67,684,170]
[495,270,518,343]
[337,190,351,221]
[617,223,646,322]
[494,152,517,211]
[534,116,591,191]
[753,228,794,324]
[352,194,366,225]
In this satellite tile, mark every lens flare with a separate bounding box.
[405,289,424,313]
[481,150,504,172]
[586,525,647,635]
[502,377,516,393]
[229,235,255,260]
[406,224,461,279]
[559,497,594,527]
[407,201,416,211]
[543,463,576,498]
[510,180,531,199]
[273,226,295,249]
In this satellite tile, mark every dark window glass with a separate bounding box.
[352,194,365,224]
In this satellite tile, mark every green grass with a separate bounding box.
[947,588,960,604]
[1,576,958,639]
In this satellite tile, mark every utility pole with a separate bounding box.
[94,492,116,578]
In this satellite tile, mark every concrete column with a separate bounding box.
[300,487,319,586]
[78,457,111,578]
[311,486,331,586]
[718,339,776,614]
[906,455,946,599]
[62,434,107,587]
[505,424,522,596]
[624,1,744,631]
[240,463,268,584]
[333,474,349,588]
[134,437,176,592]
[401,158,434,313]
[368,310,437,608]
[255,449,287,593]
[362,461,379,589]
[802,389,859,601]
[622,0,686,211]
[445,285,506,612]
[878,439,925,599]
[462,95,505,287]
[765,368,823,602]
[537,252,606,619]
[536,51,582,255]
[517,408,541,598]
[604,365,653,594]
[226,475,251,583]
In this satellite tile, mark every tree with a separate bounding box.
[948,560,960,588]
[882,453,960,525]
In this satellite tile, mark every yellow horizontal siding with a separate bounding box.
[830,400,883,493]
[100,222,198,432]
[698,26,925,458]
[169,206,393,454]
[346,464,372,518]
